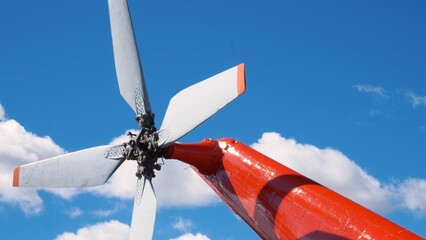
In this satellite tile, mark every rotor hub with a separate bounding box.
[123,113,163,178]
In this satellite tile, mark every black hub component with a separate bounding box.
[136,112,156,131]
[124,113,164,179]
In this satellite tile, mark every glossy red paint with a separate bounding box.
[166,138,423,240]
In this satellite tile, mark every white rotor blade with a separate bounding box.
[159,64,246,146]
[108,0,151,115]
[130,176,157,240]
[13,145,125,188]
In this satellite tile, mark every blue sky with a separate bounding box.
[1,0,425,239]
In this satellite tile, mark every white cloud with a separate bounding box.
[55,219,210,240]
[0,115,65,215]
[55,220,129,240]
[393,178,426,217]
[155,160,219,208]
[251,132,426,215]
[87,131,219,208]
[0,103,5,121]
[172,217,194,233]
[47,188,80,200]
[354,84,387,98]
[91,202,125,218]
[66,207,83,219]
[405,91,426,108]
[170,233,211,240]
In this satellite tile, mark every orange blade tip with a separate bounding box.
[237,63,246,95]
[13,166,20,187]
